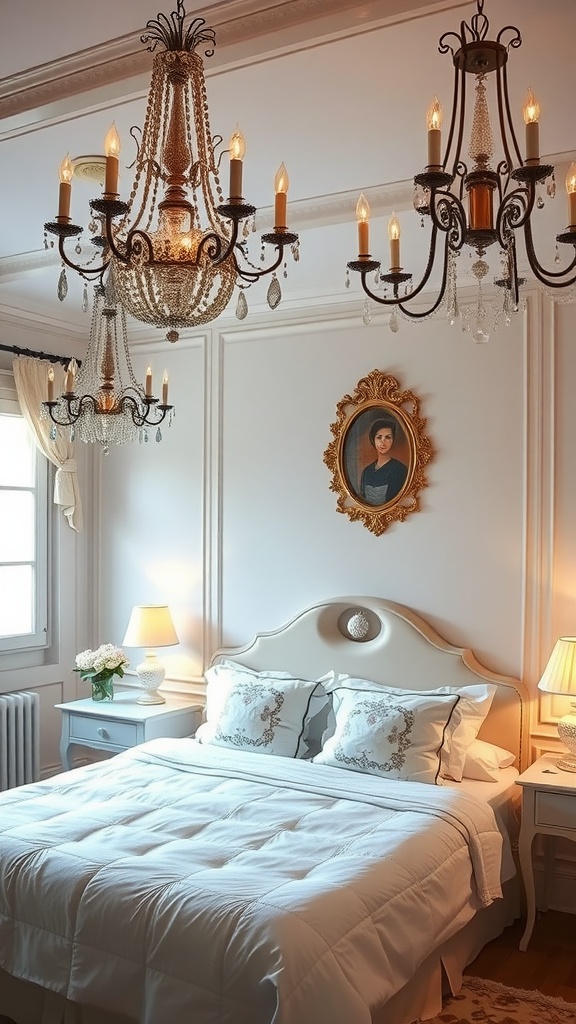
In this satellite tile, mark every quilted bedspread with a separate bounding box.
[0,738,507,1024]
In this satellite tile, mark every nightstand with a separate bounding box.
[56,692,203,770]
[516,752,576,951]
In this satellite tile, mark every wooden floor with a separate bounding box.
[465,910,576,1004]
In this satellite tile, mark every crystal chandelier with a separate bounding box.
[347,0,576,339]
[44,2,299,341]
[43,278,173,455]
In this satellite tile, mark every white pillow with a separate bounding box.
[312,685,460,785]
[323,673,496,783]
[197,660,329,757]
[462,738,516,782]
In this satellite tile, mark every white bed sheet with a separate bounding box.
[0,738,510,1024]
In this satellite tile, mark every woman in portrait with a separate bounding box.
[359,416,408,506]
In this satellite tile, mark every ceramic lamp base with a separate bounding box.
[135,652,166,705]
[556,711,576,772]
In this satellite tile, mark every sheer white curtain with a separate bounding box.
[13,356,83,532]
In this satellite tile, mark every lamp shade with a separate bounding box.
[122,605,179,649]
[538,637,576,695]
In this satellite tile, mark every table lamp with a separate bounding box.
[537,636,576,772]
[122,604,179,705]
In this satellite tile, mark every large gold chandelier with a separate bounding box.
[347,0,576,340]
[44,2,299,341]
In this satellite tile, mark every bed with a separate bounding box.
[0,596,528,1024]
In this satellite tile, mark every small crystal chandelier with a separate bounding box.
[347,0,576,338]
[44,2,299,341]
[43,278,174,456]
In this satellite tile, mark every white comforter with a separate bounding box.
[0,738,507,1024]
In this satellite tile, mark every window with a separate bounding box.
[0,399,49,652]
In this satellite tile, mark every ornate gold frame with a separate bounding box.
[323,369,433,536]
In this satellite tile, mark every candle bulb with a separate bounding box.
[523,89,540,163]
[388,212,401,270]
[47,366,55,403]
[104,122,121,195]
[162,370,169,406]
[64,358,77,394]
[57,154,73,220]
[426,96,443,168]
[274,163,289,231]
[356,193,370,256]
[229,126,245,201]
[145,366,152,398]
[567,162,576,228]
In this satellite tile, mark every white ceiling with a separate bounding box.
[0,0,574,355]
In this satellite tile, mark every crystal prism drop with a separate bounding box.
[82,283,88,313]
[50,425,57,441]
[235,290,248,320]
[267,274,282,310]
[389,309,399,333]
[536,196,545,210]
[75,242,82,255]
[70,426,75,442]
[102,444,110,457]
[156,427,162,443]
[57,267,68,302]
[144,431,149,443]
[473,326,489,344]
[362,299,372,326]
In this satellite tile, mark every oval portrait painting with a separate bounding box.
[324,370,433,536]
[342,404,414,508]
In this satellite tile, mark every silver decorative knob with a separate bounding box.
[347,610,370,640]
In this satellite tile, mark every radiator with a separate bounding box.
[0,691,40,791]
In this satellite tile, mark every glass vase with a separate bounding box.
[91,676,115,702]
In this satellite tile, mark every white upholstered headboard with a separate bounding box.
[211,596,529,770]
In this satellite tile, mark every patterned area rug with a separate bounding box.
[425,975,576,1023]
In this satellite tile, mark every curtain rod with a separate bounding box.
[0,343,81,368]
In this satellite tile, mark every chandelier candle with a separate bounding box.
[162,372,169,406]
[567,163,576,229]
[426,96,443,168]
[104,123,120,196]
[388,213,401,271]
[523,90,540,163]
[63,362,76,394]
[57,155,73,220]
[47,366,55,403]
[145,367,152,398]
[356,194,370,256]
[228,128,245,202]
[274,164,289,230]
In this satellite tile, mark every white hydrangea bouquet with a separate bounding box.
[74,643,129,702]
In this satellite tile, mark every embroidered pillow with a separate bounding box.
[197,660,329,757]
[462,738,516,782]
[322,673,496,783]
[312,686,460,785]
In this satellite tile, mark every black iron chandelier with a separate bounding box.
[347,0,576,339]
[44,2,299,342]
[43,279,174,456]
